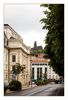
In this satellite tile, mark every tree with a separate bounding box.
[12,63,25,80]
[40,4,64,76]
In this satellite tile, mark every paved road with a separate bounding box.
[5,83,64,96]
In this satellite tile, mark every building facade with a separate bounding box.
[31,54,59,80]
[4,24,31,86]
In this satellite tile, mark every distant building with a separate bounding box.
[31,41,43,51]
[4,24,31,86]
[31,53,59,80]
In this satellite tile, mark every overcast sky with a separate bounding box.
[4,4,48,48]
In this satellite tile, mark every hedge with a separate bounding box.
[35,80,48,86]
[9,80,22,91]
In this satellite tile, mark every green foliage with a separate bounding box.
[31,50,38,55]
[35,80,48,86]
[12,63,25,80]
[9,85,17,91]
[9,80,22,91]
[12,63,25,75]
[31,50,45,56]
[40,4,64,76]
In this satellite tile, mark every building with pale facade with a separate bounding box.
[4,24,31,86]
[31,54,59,80]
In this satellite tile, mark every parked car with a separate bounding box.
[59,79,64,84]
[54,80,60,84]
[32,79,36,85]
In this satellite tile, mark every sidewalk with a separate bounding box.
[5,85,37,94]
[22,84,36,90]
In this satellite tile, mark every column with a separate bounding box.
[34,67,37,80]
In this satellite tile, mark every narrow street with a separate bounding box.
[5,83,64,96]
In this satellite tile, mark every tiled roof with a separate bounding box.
[37,53,45,58]
[31,59,48,63]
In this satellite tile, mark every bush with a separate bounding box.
[35,80,48,86]
[9,85,17,91]
[9,80,22,91]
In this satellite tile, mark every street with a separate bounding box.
[5,83,64,96]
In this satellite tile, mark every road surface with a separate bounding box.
[5,83,64,96]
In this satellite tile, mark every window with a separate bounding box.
[12,55,16,62]
[37,68,42,79]
[35,64,39,65]
[44,68,47,79]
[32,68,34,79]
[32,63,40,66]
[40,68,42,78]
[7,41,8,45]
[45,68,47,73]
[37,68,39,79]
[40,64,42,65]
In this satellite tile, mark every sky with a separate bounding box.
[4,4,48,48]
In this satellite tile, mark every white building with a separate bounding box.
[31,54,59,80]
[4,24,31,86]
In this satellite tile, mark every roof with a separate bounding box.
[36,53,45,58]
[4,24,9,26]
[31,59,48,63]
[4,24,30,50]
[4,24,23,41]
